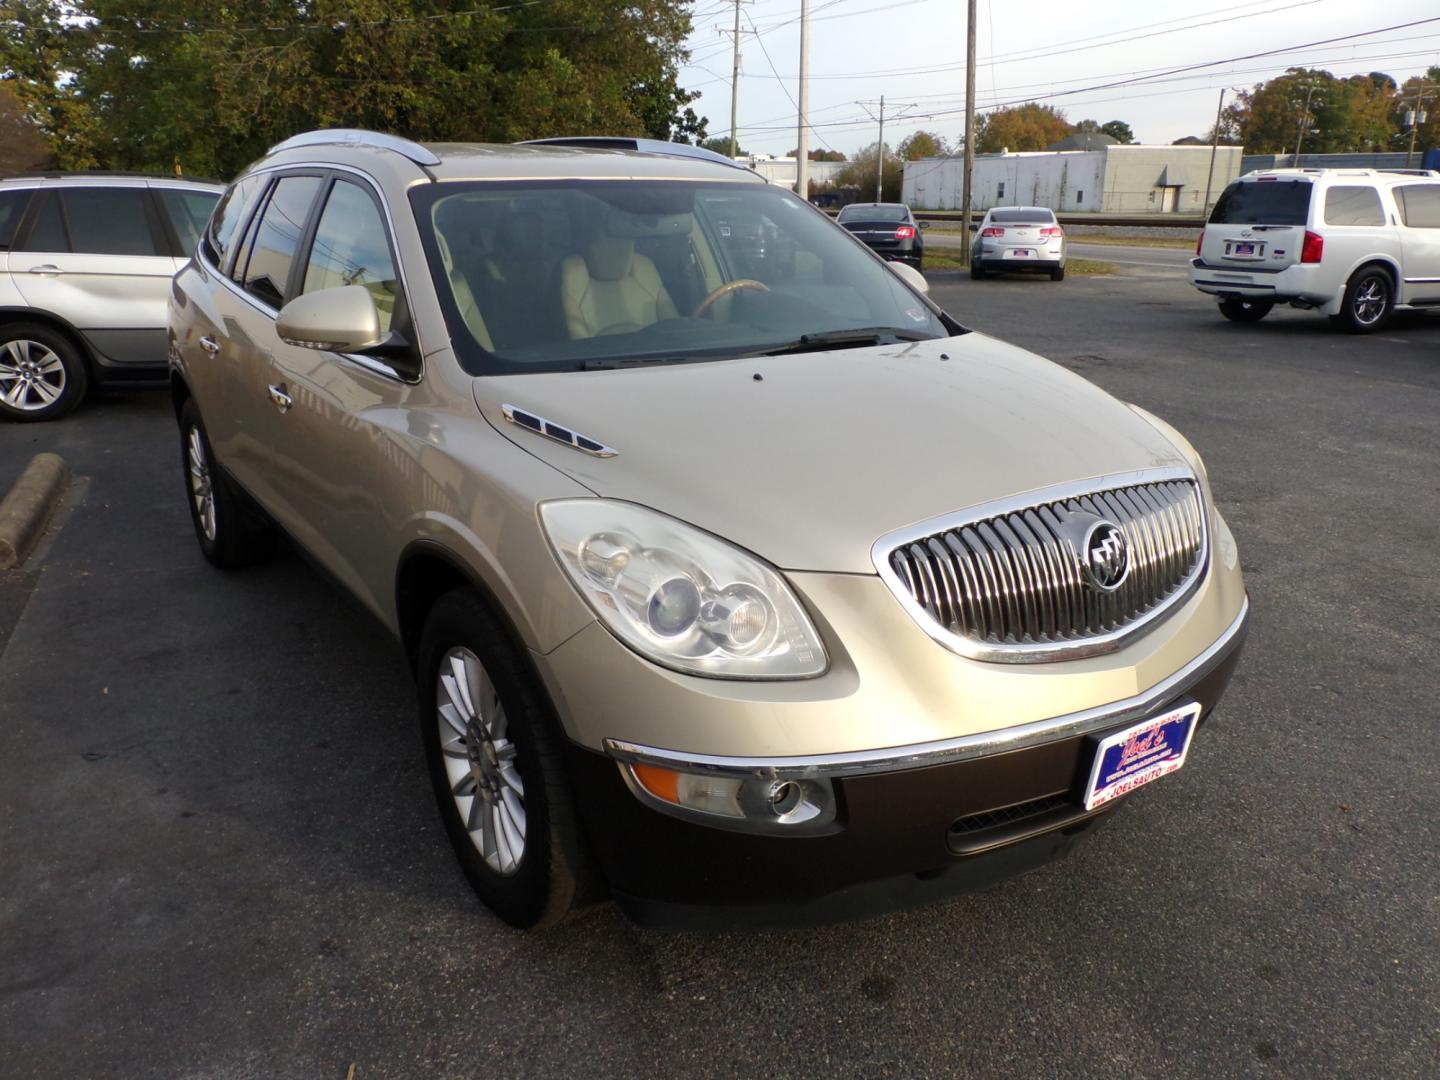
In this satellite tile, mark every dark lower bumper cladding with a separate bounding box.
[568,618,1246,930]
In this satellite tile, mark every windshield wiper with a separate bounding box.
[755,326,935,356]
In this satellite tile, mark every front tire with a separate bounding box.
[0,323,89,423]
[417,589,596,929]
[1333,266,1394,334]
[178,397,276,568]
[1218,298,1273,323]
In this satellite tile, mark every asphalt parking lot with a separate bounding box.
[2,265,1438,1079]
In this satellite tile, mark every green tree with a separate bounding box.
[897,129,948,160]
[787,147,846,161]
[975,103,1071,153]
[1100,119,1135,144]
[1,0,706,178]
[0,81,51,174]
[1223,67,1409,154]
[834,141,902,201]
[700,135,744,157]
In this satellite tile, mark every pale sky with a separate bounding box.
[678,0,1440,156]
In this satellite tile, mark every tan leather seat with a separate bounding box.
[560,237,678,339]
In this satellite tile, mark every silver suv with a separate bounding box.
[0,173,222,421]
[170,130,1249,929]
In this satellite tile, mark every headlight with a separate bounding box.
[539,499,828,679]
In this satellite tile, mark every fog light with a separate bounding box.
[619,761,836,833]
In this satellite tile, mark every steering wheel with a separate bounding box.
[692,278,770,318]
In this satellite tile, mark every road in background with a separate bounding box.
[923,227,1195,271]
[1,277,1437,1078]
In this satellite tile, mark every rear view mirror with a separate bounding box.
[276,285,384,353]
[886,260,929,295]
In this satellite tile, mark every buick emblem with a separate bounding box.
[1082,521,1130,592]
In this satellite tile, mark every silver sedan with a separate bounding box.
[970,206,1067,281]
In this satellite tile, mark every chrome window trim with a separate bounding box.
[605,595,1249,782]
[196,161,423,386]
[871,467,1209,664]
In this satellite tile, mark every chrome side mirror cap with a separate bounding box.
[886,260,929,295]
[276,285,384,353]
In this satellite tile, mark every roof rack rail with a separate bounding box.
[266,129,441,167]
[519,136,750,172]
[0,170,224,184]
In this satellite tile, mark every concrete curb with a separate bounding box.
[0,453,70,570]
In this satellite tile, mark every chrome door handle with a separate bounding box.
[199,335,221,355]
[267,383,293,413]
[29,264,63,276]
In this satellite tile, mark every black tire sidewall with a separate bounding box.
[178,398,273,568]
[1218,298,1272,323]
[1341,268,1393,334]
[416,589,589,929]
[0,322,89,423]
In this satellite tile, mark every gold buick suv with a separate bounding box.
[168,130,1249,929]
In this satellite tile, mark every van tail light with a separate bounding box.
[1039,226,1063,237]
[1195,229,1204,257]
[894,225,916,239]
[1301,231,1324,263]
[981,227,1004,237]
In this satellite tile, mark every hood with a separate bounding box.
[474,335,1189,573]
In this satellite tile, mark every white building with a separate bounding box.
[902,144,1244,214]
[737,155,847,188]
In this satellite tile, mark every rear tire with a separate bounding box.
[0,322,89,423]
[1218,298,1273,323]
[178,397,277,569]
[970,263,987,280]
[1332,266,1394,334]
[1050,266,1066,282]
[417,588,598,929]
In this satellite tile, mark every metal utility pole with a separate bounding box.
[795,0,809,198]
[960,0,976,264]
[729,0,742,158]
[1293,83,1317,165]
[1202,88,1226,215]
[875,95,886,200]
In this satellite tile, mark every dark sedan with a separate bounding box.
[835,202,924,268]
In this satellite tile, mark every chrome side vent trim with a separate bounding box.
[501,404,618,458]
[874,469,1208,664]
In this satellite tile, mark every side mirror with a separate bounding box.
[918,220,930,230]
[276,285,384,353]
[886,259,929,295]
[968,222,979,232]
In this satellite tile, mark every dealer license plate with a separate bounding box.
[1227,241,1262,258]
[1082,702,1201,811]
[1009,249,1031,258]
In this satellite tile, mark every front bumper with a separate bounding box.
[562,597,1249,927]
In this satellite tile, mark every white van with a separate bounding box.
[1189,168,1440,333]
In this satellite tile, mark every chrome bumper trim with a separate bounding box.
[604,595,1249,781]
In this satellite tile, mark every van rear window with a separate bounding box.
[1209,180,1312,226]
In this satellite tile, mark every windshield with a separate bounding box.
[838,204,909,222]
[1209,180,1312,225]
[990,209,1054,224]
[411,180,947,374]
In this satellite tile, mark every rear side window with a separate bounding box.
[1395,185,1440,228]
[59,188,159,256]
[301,179,399,332]
[1324,186,1385,227]
[240,175,322,309]
[16,190,68,252]
[158,189,221,255]
[204,174,266,269]
[0,189,30,250]
[1209,180,1312,226]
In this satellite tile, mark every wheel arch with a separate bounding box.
[0,306,98,374]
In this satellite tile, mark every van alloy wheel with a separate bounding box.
[1351,278,1386,326]
[186,427,217,541]
[0,339,66,411]
[437,646,527,876]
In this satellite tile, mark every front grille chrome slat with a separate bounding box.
[874,471,1208,663]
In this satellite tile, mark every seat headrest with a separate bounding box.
[584,237,636,281]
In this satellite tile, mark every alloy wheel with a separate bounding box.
[187,427,217,541]
[1352,277,1387,326]
[0,339,66,411]
[436,646,527,876]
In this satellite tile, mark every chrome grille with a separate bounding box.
[876,473,1207,663]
